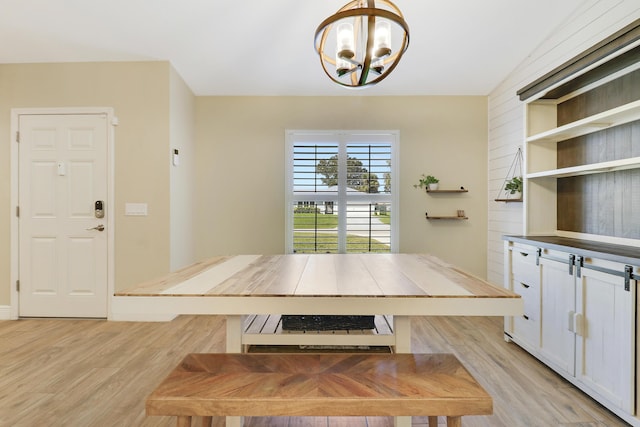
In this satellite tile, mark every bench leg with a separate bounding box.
[394,416,411,427]
[428,416,438,427]
[446,416,462,427]
[176,416,191,427]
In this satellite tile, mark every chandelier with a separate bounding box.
[314,0,410,88]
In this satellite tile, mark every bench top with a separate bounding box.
[146,353,493,417]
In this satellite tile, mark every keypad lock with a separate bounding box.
[95,200,104,218]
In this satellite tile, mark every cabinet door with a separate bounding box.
[575,267,635,413]
[539,256,576,376]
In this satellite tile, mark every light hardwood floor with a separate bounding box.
[0,315,628,426]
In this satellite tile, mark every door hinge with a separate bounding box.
[16,131,20,143]
[16,280,20,292]
[16,206,19,218]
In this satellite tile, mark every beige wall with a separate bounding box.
[169,67,197,271]
[0,61,173,306]
[195,96,488,278]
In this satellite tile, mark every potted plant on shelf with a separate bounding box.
[504,176,523,198]
[414,174,440,191]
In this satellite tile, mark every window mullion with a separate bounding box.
[337,138,348,254]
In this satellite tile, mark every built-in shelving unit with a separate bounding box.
[523,43,640,242]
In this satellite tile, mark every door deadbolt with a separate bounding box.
[95,200,104,218]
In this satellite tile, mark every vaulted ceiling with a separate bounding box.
[0,0,587,96]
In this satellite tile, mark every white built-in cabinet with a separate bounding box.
[505,22,640,426]
[504,239,638,423]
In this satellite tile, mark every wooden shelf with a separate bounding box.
[425,214,469,220]
[426,187,468,193]
[526,99,640,143]
[526,156,640,179]
[494,198,523,203]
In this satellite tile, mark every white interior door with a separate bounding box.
[19,114,108,318]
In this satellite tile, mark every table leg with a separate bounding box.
[393,316,411,426]
[176,416,191,427]
[226,315,244,426]
[225,315,243,353]
[393,316,411,353]
[202,416,213,427]
[428,416,438,427]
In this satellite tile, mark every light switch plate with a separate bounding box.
[125,203,148,216]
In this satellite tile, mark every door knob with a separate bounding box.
[86,224,105,232]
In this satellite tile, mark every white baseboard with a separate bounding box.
[0,306,11,320]
[110,297,177,322]
[0,301,176,322]
[109,312,177,322]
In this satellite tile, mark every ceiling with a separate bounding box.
[0,0,587,96]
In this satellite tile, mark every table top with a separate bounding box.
[117,253,516,299]
[146,353,493,417]
[114,254,521,317]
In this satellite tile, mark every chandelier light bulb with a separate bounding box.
[374,20,391,58]
[337,22,355,59]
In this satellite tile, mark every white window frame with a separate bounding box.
[285,130,399,254]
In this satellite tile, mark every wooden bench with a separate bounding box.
[146,353,492,427]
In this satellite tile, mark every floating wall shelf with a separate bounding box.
[425,212,468,220]
[426,186,468,193]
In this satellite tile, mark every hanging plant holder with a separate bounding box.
[495,147,523,202]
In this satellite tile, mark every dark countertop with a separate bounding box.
[503,235,640,266]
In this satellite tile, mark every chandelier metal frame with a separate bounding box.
[314,0,410,88]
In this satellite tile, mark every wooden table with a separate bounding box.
[116,253,520,426]
[115,254,521,351]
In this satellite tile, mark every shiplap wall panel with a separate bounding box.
[486,0,640,287]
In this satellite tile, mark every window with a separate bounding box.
[286,131,398,254]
